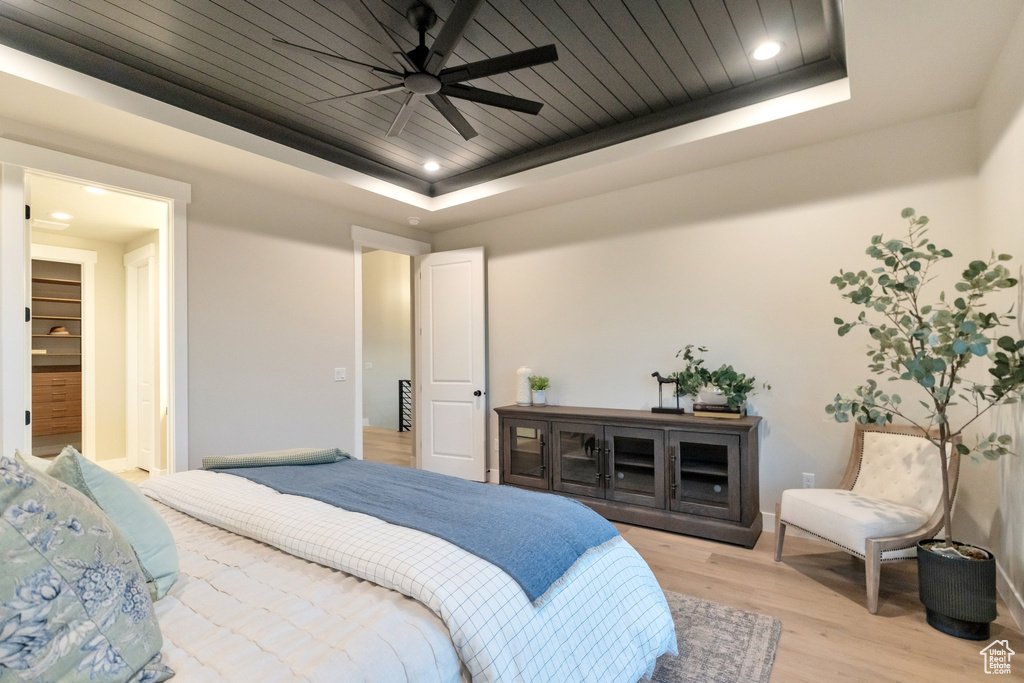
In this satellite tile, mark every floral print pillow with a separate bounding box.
[0,455,173,681]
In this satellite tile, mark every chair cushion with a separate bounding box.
[853,430,945,513]
[780,488,929,557]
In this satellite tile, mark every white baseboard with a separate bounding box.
[997,560,1024,633]
[150,468,168,477]
[487,468,499,484]
[97,458,127,473]
[761,510,814,539]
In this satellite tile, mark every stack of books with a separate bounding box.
[693,403,745,419]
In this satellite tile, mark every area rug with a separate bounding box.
[651,591,782,683]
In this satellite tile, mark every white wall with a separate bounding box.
[433,111,981,513]
[0,115,419,469]
[361,249,411,430]
[963,6,1024,627]
[32,231,126,463]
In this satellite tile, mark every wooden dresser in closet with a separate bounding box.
[32,371,82,437]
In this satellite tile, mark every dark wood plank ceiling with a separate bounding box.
[0,0,846,196]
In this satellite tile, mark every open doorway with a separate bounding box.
[360,247,414,467]
[26,172,169,482]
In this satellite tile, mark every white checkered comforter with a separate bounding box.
[141,471,677,682]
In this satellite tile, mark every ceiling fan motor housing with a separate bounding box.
[405,72,442,94]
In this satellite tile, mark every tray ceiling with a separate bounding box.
[0,0,847,196]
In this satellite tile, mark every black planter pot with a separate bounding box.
[917,539,997,641]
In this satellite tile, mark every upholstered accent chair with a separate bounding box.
[774,423,961,613]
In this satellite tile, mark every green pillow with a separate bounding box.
[47,446,178,601]
[202,446,348,470]
[14,449,54,472]
[0,454,172,681]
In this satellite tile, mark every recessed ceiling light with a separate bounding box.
[83,186,108,195]
[751,42,782,61]
[423,161,441,172]
[50,212,73,220]
[408,217,421,226]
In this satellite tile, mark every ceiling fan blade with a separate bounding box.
[424,0,485,74]
[427,93,478,140]
[439,44,558,84]
[310,83,405,105]
[338,0,418,73]
[272,39,402,77]
[387,92,422,138]
[440,84,543,115]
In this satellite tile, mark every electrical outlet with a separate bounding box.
[364,361,373,370]
[334,367,346,382]
[802,472,815,488]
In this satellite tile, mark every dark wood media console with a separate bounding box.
[495,405,762,547]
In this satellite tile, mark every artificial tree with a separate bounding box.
[827,208,1024,552]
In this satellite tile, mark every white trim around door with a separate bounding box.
[30,243,98,462]
[351,225,430,461]
[0,139,190,474]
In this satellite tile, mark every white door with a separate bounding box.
[125,245,158,472]
[416,247,486,481]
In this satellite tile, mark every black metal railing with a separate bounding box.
[399,379,412,432]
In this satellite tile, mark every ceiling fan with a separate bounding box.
[273,0,558,141]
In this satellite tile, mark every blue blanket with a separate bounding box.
[213,459,619,603]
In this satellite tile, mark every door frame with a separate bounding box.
[29,243,98,462]
[0,139,190,474]
[124,243,158,472]
[351,225,429,461]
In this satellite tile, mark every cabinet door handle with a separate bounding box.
[604,446,612,484]
[540,436,547,474]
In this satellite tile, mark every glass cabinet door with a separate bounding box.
[606,427,665,508]
[502,419,549,489]
[668,431,740,521]
[551,422,604,498]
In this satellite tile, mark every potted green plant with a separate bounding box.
[529,375,550,406]
[827,208,1024,640]
[668,345,769,413]
[706,365,768,410]
[668,345,711,401]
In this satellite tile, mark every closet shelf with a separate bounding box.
[32,334,82,338]
[32,352,81,356]
[32,296,82,303]
[33,316,82,320]
[31,277,81,285]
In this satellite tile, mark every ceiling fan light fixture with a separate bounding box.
[423,161,441,172]
[751,41,782,61]
[50,212,73,220]
[83,186,108,195]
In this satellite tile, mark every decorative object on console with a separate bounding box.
[693,402,746,419]
[529,375,550,406]
[651,372,685,414]
[824,207,1023,638]
[665,345,769,414]
[516,366,532,406]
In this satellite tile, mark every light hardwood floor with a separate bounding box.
[360,427,1021,680]
[363,426,414,467]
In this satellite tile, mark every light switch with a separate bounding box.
[365,361,373,370]
[334,368,346,382]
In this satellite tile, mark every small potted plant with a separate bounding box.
[706,365,768,411]
[529,375,550,406]
[668,345,711,402]
[828,208,1023,640]
[668,345,768,416]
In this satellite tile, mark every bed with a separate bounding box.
[141,466,677,682]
